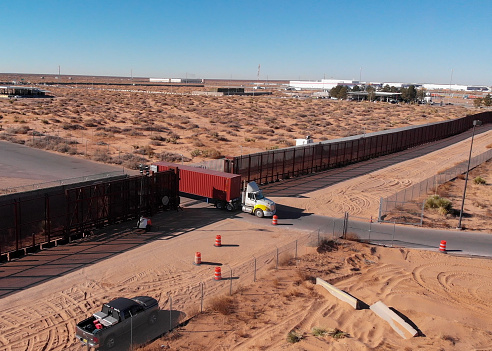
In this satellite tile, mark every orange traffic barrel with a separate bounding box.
[272,215,278,225]
[194,252,201,265]
[439,240,447,253]
[214,266,222,280]
[215,235,222,247]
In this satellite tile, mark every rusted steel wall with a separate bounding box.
[232,112,492,184]
[0,170,179,256]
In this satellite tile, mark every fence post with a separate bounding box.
[169,295,173,331]
[368,221,371,242]
[200,282,204,313]
[295,240,298,260]
[253,257,256,282]
[276,247,279,270]
[392,222,395,247]
[420,200,425,226]
[378,198,383,222]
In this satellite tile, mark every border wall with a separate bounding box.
[230,112,492,184]
[0,170,179,259]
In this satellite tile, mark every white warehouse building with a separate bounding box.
[290,79,491,92]
[289,79,361,91]
[150,78,204,84]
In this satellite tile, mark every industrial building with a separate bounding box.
[0,86,49,98]
[149,78,204,84]
[289,79,491,92]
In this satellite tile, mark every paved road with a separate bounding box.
[0,140,131,187]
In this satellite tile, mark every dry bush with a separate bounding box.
[345,232,361,242]
[278,253,293,266]
[208,295,234,315]
[158,151,190,163]
[282,287,302,298]
[119,153,148,169]
[317,238,339,253]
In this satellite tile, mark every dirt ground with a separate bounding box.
[385,159,492,232]
[0,74,478,169]
[0,74,491,351]
[141,241,492,351]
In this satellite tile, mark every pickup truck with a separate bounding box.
[75,296,159,349]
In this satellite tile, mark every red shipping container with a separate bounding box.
[152,161,242,202]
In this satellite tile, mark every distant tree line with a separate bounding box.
[473,94,492,108]
[329,84,426,103]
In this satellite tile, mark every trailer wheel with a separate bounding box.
[216,201,224,210]
[105,334,116,349]
[254,208,264,218]
[226,203,233,211]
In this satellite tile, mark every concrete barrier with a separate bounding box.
[370,301,418,339]
[316,277,359,309]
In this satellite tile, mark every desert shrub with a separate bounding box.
[158,151,190,163]
[208,296,234,315]
[7,125,30,134]
[312,327,328,337]
[425,195,453,215]
[200,148,222,159]
[328,328,349,339]
[119,154,148,169]
[27,136,76,154]
[345,232,360,242]
[92,148,113,162]
[150,135,166,141]
[0,132,22,143]
[62,122,86,130]
[474,176,486,185]
[317,238,339,253]
[121,129,144,136]
[134,145,154,157]
[287,330,303,343]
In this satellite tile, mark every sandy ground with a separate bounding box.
[144,242,492,351]
[0,75,491,350]
[0,215,307,351]
[386,158,492,232]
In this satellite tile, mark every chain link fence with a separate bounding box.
[378,148,492,224]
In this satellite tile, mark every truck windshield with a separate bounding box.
[255,191,264,200]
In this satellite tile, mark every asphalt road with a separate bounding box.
[0,140,130,186]
[237,208,492,258]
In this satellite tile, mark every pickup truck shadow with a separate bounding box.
[98,309,185,351]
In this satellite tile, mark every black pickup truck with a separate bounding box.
[75,296,159,349]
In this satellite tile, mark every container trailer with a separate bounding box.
[151,162,276,218]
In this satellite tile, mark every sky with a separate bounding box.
[1,0,491,85]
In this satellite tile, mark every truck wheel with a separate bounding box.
[254,208,264,218]
[216,201,224,210]
[105,334,116,349]
[226,203,233,211]
[148,312,158,325]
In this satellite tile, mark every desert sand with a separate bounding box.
[144,242,492,351]
[0,76,491,350]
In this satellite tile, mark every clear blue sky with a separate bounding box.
[1,0,491,85]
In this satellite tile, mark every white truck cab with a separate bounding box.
[241,181,276,218]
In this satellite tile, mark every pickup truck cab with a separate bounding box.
[76,296,159,349]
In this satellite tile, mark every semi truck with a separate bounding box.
[151,162,276,218]
[75,296,159,349]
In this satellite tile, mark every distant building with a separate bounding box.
[149,78,204,84]
[289,79,361,91]
[0,86,49,98]
[290,79,491,93]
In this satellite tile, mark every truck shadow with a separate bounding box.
[98,309,185,351]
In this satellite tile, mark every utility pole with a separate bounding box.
[457,120,482,229]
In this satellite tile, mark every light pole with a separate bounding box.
[457,120,482,229]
